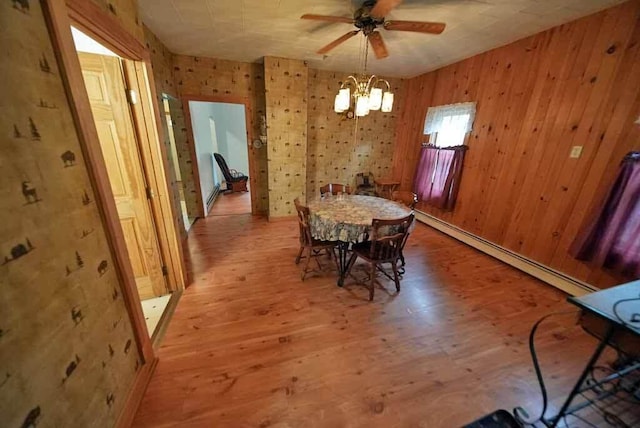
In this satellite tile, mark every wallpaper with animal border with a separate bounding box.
[264,57,309,218]
[0,1,140,426]
[307,69,404,198]
[173,54,270,215]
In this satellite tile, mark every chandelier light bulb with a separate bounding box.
[334,94,345,113]
[355,95,370,117]
[338,88,350,111]
[381,92,394,113]
[368,88,383,111]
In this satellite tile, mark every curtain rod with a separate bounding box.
[421,143,468,151]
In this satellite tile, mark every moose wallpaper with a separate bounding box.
[264,57,309,218]
[0,1,140,426]
[173,54,270,216]
[306,69,403,197]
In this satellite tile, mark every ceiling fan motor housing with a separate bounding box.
[354,1,384,35]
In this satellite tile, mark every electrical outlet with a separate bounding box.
[570,146,583,159]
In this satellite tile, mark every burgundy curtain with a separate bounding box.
[414,146,438,202]
[571,152,640,278]
[414,145,467,211]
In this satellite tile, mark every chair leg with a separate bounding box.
[295,246,304,264]
[369,263,376,301]
[399,250,406,267]
[345,252,358,278]
[329,247,339,271]
[301,247,312,281]
[391,261,401,293]
[313,250,325,270]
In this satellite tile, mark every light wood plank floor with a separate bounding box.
[209,189,251,216]
[133,214,611,427]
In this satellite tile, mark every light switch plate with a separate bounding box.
[570,146,583,158]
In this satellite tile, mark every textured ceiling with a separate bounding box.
[139,0,625,78]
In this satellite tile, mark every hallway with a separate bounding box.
[209,189,252,216]
[133,214,605,427]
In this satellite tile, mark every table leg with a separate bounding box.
[544,325,615,427]
[336,242,350,287]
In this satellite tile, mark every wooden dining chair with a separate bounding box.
[345,214,414,301]
[294,198,338,280]
[391,190,418,270]
[391,190,418,209]
[319,183,352,195]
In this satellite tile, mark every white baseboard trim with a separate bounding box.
[414,211,597,297]
[205,184,221,215]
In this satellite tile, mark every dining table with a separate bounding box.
[307,194,413,286]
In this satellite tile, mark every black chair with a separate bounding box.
[214,153,248,193]
[345,214,414,301]
[355,172,376,196]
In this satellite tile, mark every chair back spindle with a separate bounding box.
[294,198,314,246]
[369,215,414,262]
[319,183,352,196]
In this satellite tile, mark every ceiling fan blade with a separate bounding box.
[368,31,389,59]
[300,14,354,24]
[317,30,360,55]
[384,20,446,34]
[370,0,403,18]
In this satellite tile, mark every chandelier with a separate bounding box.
[333,34,394,117]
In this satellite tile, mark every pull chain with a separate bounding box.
[363,35,369,76]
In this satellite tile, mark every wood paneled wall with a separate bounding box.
[264,57,308,218]
[307,69,404,197]
[392,0,640,288]
[173,55,269,215]
[0,1,140,425]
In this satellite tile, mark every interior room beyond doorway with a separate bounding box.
[188,101,252,216]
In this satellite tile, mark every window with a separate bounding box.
[423,102,476,147]
[413,102,476,211]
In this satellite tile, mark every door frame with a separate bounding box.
[64,0,186,294]
[182,94,258,217]
[45,0,186,426]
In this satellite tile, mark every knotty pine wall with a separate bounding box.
[392,0,640,288]
[0,1,140,425]
[173,54,270,215]
[307,69,404,197]
[264,57,309,218]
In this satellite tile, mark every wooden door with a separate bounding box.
[79,52,167,300]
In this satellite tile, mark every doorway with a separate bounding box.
[161,95,194,232]
[71,27,179,338]
[186,99,253,216]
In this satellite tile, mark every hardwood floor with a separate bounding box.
[133,214,613,427]
[209,189,251,216]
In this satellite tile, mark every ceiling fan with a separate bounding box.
[301,0,446,59]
